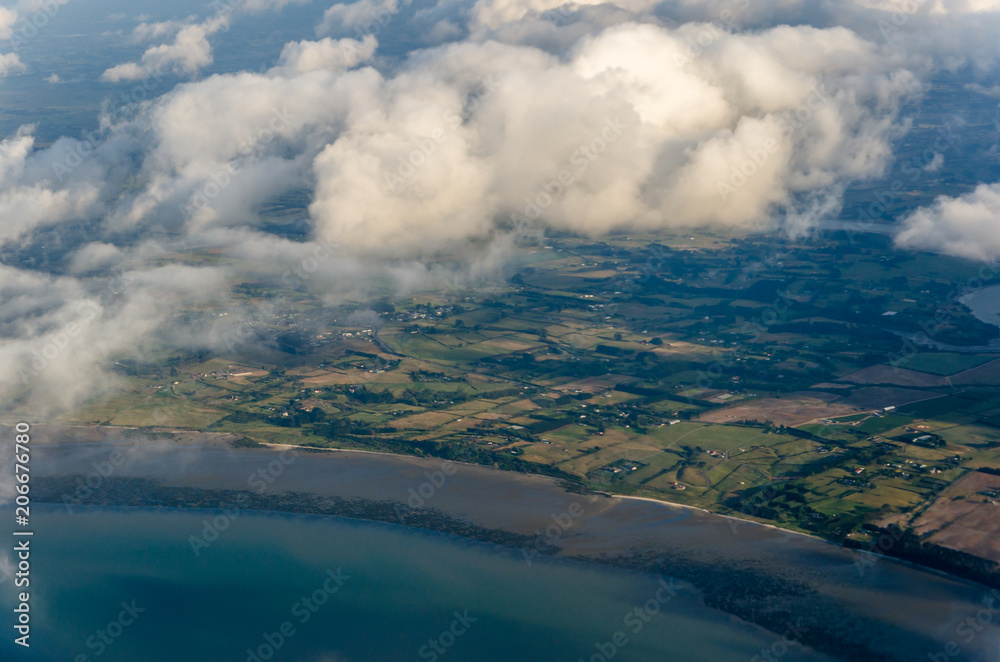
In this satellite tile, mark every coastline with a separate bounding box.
[610,493,833,544]
[26,433,1000,662]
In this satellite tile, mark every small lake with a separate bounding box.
[962,283,1000,329]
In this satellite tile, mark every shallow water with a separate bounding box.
[0,505,832,662]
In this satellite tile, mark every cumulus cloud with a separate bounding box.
[87,16,920,256]
[470,0,655,29]
[102,15,229,82]
[242,0,310,12]
[318,0,400,34]
[966,82,1000,97]
[856,0,1000,13]
[270,35,378,74]
[68,242,126,274]
[300,22,917,251]
[102,0,307,83]
[0,6,17,39]
[5,0,1000,415]
[0,262,230,413]
[0,130,102,241]
[131,18,190,43]
[0,51,25,77]
[895,182,1000,261]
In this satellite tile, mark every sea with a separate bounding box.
[0,505,830,662]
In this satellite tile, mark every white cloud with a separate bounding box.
[242,0,310,12]
[102,0,313,83]
[299,23,917,251]
[318,0,399,34]
[131,18,189,43]
[102,15,229,82]
[0,51,25,77]
[0,128,126,244]
[0,262,230,413]
[0,6,17,39]
[470,0,655,29]
[895,182,1000,261]
[856,0,1000,13]
[84,17,919,255]
[965,82,1000,97]
[4,0,998,416]
[270,35,378,74]
[68,242,125,274]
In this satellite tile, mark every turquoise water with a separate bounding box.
[0,506,830,662]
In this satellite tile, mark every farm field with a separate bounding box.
[55,231,1000,565]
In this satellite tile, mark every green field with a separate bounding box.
[54,230,1000,545]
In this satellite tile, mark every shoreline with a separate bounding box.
[610,493,835,544]
[262,442,853,548]
[24,428,988,579]
[25,434,1000,661]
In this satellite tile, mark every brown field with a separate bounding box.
[952,359,1000,385]
[841,387,947,410]
[301,369,403,386]
[498,398,542,412]
[479,337,541,351]
[911,471,1000,563]
[697,395,861,427]
[554,374,636,394]
[837,365,948,388]
[651,341,721,357]
[472,412,506,421]
[567,269,619,279]
[388,411,457,430]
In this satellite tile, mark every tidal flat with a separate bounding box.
[27,427,1000,662]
